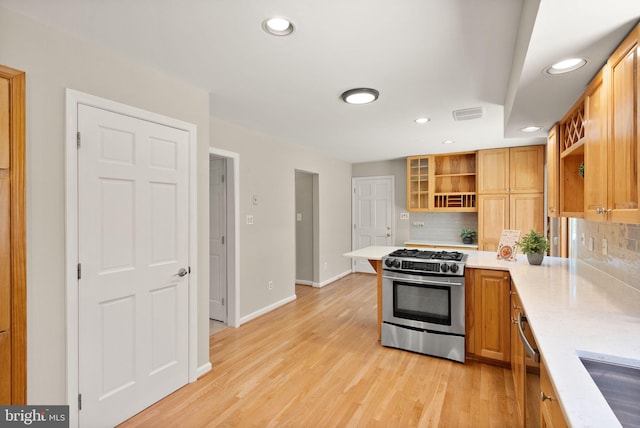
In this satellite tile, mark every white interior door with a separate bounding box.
[77,104,189,427]
[352,177,394,273]
[209,157,227,322]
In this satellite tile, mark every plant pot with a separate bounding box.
[462,237,473,244]
[526,252,544,265]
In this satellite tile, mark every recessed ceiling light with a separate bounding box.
[262,17,294,36]
[442,140,455,145]
[415,117,430,124]
[521,126,542,133]
[341,88,379,105]
[545,58,587,75]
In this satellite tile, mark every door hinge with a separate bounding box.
[221,236,225,245]
[77,131,81,148]
[353,224,356,230]
[77,263,82,280]
[78,393,82,410]
[222,297,225,306]
[353,187,356,194]
[221,174,225,183]
[188,266,191,274]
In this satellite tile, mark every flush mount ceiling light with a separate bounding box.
[341,88,379,105]
[415,117,431,124]
[442,140,455,145]
[545,57,587,75]
[262,17,294,36]
[521,126,542,133]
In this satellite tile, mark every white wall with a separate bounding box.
[210,117,352,317]
[0,6,211,403]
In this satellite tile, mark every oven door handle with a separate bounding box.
[382,274,461,287]
[518,312,539,362]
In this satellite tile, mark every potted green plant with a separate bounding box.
[460,228,476,245]
[514,229,550,265]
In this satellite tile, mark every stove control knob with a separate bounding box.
[440,264,450,273]
[385,259,393,268]
[393,259,401,268]
[450,264,459,274]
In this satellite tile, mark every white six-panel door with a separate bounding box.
[352,177,394,273]
[77,104,189,427]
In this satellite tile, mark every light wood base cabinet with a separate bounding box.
[466,269,511,364]
[540,358,568,428]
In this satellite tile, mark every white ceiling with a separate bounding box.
[2,0,639,163]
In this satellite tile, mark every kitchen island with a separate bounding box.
[344,246,640,428]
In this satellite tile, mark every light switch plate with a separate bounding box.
[602,238,608,256]
[400,212,409,220]
[246,215,254,225]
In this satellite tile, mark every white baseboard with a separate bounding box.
[295,279,314,286]
[312,269,352,288]
[239,294,297,325]
[196,362,212,380]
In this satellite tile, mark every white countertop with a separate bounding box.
[344,246,640,427]
[343,246,403,261]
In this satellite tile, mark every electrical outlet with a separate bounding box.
[588,237,594,251]
[412,221,425,228]
[400,212,409,220]
[324,262,328,271]
[268,280,273,290]
[580,232,585,245]
[246,215,254,225]
[602,238,608,256]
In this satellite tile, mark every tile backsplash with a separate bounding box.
[572,219,640,290]
[409,212,478,244]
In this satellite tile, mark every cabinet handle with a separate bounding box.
[540,391,554,402]
[607,209,612,214]
[596,208,602,214]
[513,303,521,309]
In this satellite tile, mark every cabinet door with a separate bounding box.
[509,145,545,193]
[510,193,544,237]
[478,194,509,252]
[473,269,511,363]
[584,68,610,221]
[477,148,509,194]
[511,290,526,427]
[540,359,568,428]
[609,32,640,224]
[547,126,560,217]
[407,155,432,211]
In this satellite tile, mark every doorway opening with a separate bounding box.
[294,170,319,287]
[208,148,240,332]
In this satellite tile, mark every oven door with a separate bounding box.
[382,270,464,336]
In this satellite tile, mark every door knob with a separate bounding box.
[176,268,188,277]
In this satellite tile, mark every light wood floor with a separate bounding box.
[119,273,520,427]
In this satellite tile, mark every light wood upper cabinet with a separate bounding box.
[407,155,432,211]
[547,125,560,217]
[477,146,544,195]
[509,146,545,193]
[477,148,509,193]
[608,26,640,224]
[407,151,477,212]
[584,67,609,221]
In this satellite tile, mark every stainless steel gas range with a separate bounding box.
[381,248,467,363]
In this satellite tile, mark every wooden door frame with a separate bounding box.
[0,65,26,404]
[0,65,27,405]
[65,89,199,426]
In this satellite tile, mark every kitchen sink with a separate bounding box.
[579,356,640,428]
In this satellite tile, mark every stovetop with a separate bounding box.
[386,248,465,262]
[383,248,467,276]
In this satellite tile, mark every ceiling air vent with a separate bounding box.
[452,107,484,121]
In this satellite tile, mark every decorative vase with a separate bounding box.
[463,237,473,244]
[526,252,544,265]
